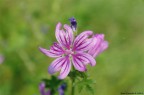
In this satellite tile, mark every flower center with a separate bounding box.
[64,49,74,56]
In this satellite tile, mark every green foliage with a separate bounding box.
[77,78,95,95]
[86,85,94,95]
[42,76,63,94]
[69,70,96,95]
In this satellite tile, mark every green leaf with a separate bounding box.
[69,70,96,94]
[68,70,88,80]
[76,78,95,94]
[86,85,95,95]
[78,84,84,93]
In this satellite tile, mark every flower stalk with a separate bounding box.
[71,78,75,95]
[71,66,76,95]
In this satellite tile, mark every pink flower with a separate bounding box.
[88,34,108,58]
[39,22,96,79]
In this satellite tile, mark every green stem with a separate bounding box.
[71,66,75,95]
[71,78,75,95]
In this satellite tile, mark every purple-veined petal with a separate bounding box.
[55,23,65,47]
[88,36,101,56]
[74,31,93,46]
[59,30,70,49]
[72,53,89,65]
[64,24,74,45]
[51,42,63,51]
[74,38,92,51]
[39,45,64,58]
[58,57,71,79]
[55,22,73,49]
[101,41,108,52]
[88,34,108,57]
[50,42,64,54]
[48,56,67,74]
[93,41,108,57]
[72,54,87,72]
[73,31,93,51]
[75,52,96,66]
[39,47,57,57]
[95,34,104,39]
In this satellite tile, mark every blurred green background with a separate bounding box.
[0,0,144,95]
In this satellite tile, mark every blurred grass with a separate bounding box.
[0,0,144,95]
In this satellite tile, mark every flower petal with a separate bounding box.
[96,41,108,56]
[72,53,89,65]
[58,57,71,79]
[55,22,73,49]
[48,56,67,74]
[64,24,74,45]
[101,41,108,51]
[55,23,65,47]
[88,34,108,57]
[73,31,93,51]
[39,44,64,58]
[75,38,93,51]
[72,54,87,72]
[74,52,96,66]
[88,36,101,56]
